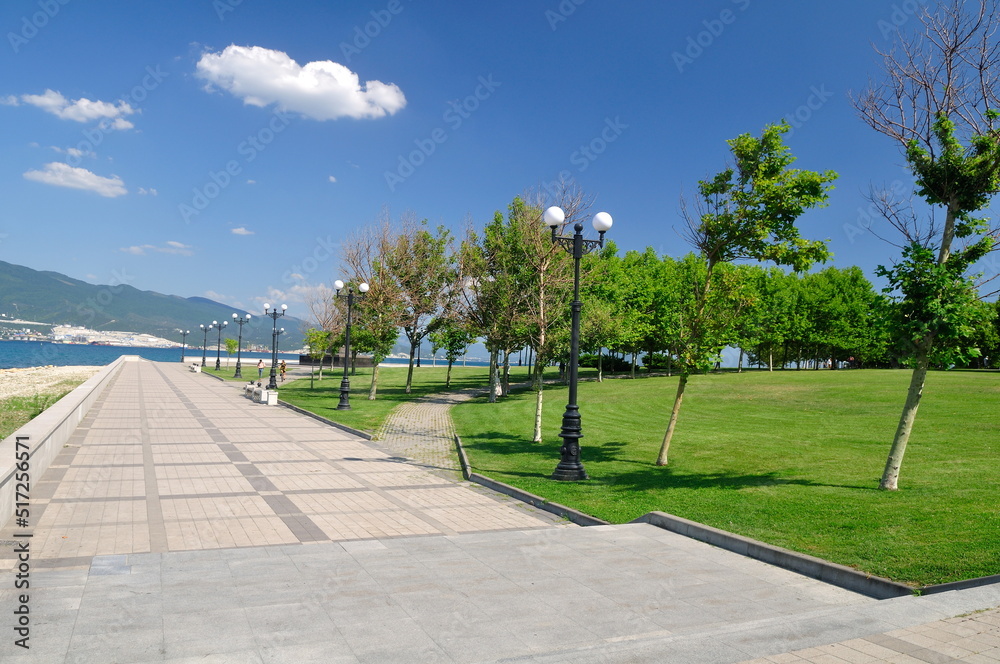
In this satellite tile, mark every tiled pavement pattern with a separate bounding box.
[738,608,1000,663]
[376,386,486,471]
[0,359,563,568]
[0,358,998,663]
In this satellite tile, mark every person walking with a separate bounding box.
[257,359,264,379]
[279,360,287,382]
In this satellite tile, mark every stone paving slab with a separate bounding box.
[0,360,565,570]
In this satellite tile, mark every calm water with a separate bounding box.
[0,340,300,369]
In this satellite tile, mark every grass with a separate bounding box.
[275,364,551,434]
[0,380,81,440]
[451,369,1000,586]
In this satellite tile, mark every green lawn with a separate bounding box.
[0,383,80,440]
[276,364,547,434]
[452,369,1000,586]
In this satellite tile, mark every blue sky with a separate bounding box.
[0,0,972,323]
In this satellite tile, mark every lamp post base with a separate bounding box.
[267,370,278,391]
[551,461,588,482]
[552,406,588,481]
[336,377,351,410]
[234,362,242,379]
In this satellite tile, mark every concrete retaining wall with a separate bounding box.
[0,355,129,528]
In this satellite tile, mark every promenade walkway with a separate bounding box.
[0,358,995,663]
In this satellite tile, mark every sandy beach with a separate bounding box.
[0,365,102,401]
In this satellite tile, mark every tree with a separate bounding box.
[853,0,1000,489]
[458,212,533,404]
[428,316,475,388]
[656,122,836,466]
[381,216,455,394]
[341,215,408,400]
[303,328,331,389]
[224,337,238,368]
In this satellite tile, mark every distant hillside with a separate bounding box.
[0,260,307,346]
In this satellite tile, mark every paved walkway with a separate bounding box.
[376,386,486,472]
[0,358,996,663]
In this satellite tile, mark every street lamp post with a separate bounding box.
[333,280,369,410]
[232,313,251,378]
[263,303,287,390]
[544,206,613,481]
[214,320,228,370]
[179,329,190,362]
[199,324,211,367]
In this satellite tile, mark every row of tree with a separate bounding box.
[302,0,1000,490]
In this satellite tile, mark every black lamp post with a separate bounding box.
[213,320,228,370]
[263,303,286,390]
[199,324,211,367]
[232,313,251,378]
[179,329,190,362]
[544,206,613,481]
[333,280,369,410]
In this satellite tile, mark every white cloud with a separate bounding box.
[137,187,158,196]
[23,162,126,197]
[1,96,19,106]
[120,241,193,257]
[17,89,135,128]
[195,45,406,120]
[231,226,254,235]
[50,146,95,159]
[328,175,337,183]
[246,179,257,184]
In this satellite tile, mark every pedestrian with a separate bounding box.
[257,359,264,379]
[279,360,287,382]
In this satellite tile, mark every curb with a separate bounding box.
[630,511,914,599]
[452,434,609,527]
[277,400,374,441]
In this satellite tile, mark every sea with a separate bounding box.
[0,340,301,370]
[0,340,491,369]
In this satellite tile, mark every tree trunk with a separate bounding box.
[368,364,380,400]
[597,350,603,383]
[656,373,689,466]
[502,350,510,397]
[879,346,930,490]
[446,359,453,388]
[532,362,544,443]
[630,352,636,379]
[768,349,773,372]
[737,348,744,373]
[488,349,499,403]
[405,339,417,393]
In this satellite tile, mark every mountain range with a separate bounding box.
[0,260,306,346]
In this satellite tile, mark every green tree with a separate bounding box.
[854,0,1000,489]
[382,217,455,394]
[303,328,331,389]
[224,337,238,368]
[342,216,408,400]
[656,122,835,466]
[428,316,475,388]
